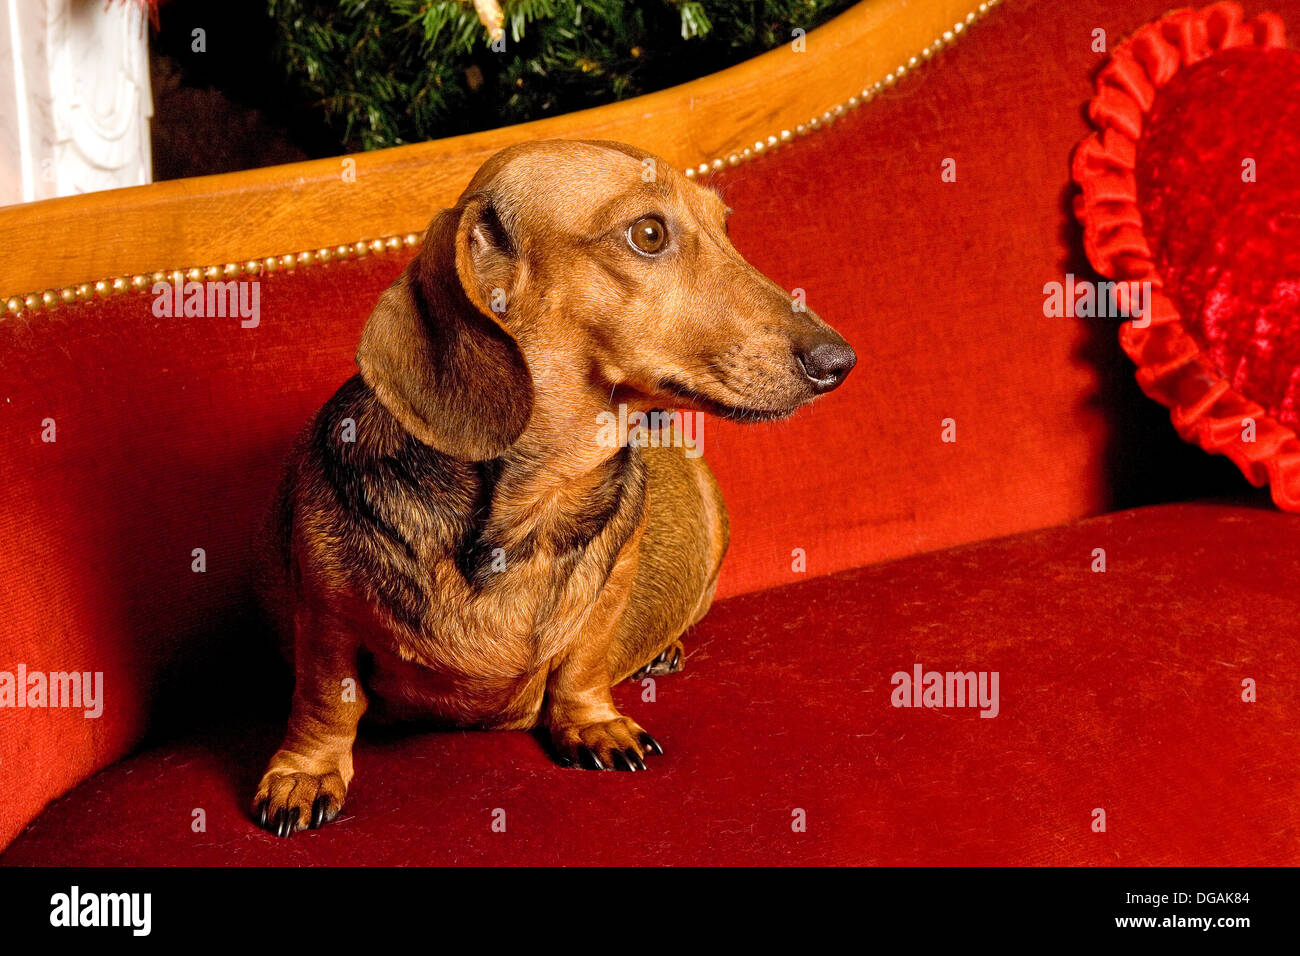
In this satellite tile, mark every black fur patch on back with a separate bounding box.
[302,375,648,628]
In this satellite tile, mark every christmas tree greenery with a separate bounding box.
[267,0,855,151]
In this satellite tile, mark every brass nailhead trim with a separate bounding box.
[3,233,424,320]
[684,0,998,178]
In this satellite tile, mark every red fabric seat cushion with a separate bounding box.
[5,502,1295,866]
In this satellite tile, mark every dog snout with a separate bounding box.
[795,339,857,394]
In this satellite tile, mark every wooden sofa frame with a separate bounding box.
[0,0,997,308]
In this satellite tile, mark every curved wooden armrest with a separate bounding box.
[0,0,994,300]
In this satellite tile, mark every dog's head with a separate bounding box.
[357,139,856,461]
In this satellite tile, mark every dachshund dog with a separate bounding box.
[253,139,855,836]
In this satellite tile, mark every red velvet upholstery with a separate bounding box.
[3,0,1297,859]
[5,504,1295,866]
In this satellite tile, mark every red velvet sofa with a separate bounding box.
[2,0,1298,865]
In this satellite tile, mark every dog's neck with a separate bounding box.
[485,385,645,552]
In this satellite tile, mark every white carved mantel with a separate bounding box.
[0,0,153,206]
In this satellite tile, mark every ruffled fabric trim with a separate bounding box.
[1070,2,1300,509]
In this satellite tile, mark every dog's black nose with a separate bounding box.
[797,341,857,393]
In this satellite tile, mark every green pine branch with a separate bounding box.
[267,0,855,152]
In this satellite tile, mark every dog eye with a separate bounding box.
[628,217,667,255]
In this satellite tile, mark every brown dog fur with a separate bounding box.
[252,140,854,835]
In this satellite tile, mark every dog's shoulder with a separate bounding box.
[301,373,482,541]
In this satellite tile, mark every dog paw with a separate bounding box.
[252,767,347,837]
[551,716,663,771]
[633,641,684,678]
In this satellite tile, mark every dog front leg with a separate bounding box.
[546,642,663,771]
[544,558,662,771]
[253,606,367,836]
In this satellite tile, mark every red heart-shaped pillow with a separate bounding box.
[1073,2,1300,509]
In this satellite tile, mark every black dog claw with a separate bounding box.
[639,732,663,756]
[579,746,606,771]
[271,808,288,838]
[256,800,269,829]
[625,749,647,771]
[610,750,632,771]
[311,795,329,829]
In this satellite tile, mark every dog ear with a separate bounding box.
[356,196,533,460]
